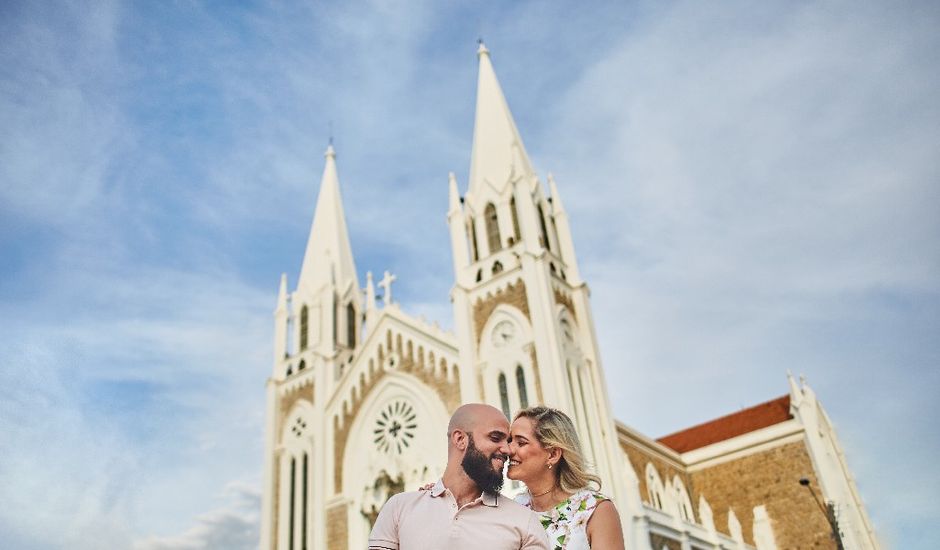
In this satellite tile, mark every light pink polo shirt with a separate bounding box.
[368,479,551,550]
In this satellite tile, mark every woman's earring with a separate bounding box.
[547,463,553,470]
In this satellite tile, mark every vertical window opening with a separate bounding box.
[346,303,356,348]
[485,203,502,254]
[509,197,521,243]
[302,453,308,550]
[332,294,338,345]
[498,373,510,419]
[537,204,552,251]
[469,219,479,261]
[515,366,528,409]
[289,457,296,550]
[299,305,309,351]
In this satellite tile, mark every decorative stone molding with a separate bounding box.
[473,279,529,345]
[553,287,577,322]
[279,391,313,429]
[333,328,461,493]
[649,533,681,550]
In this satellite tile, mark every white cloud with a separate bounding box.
[133,481,260,550]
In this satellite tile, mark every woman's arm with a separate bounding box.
[586,500,625,550]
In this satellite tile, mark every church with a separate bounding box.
[259,44,880,550]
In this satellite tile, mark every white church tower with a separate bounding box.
[448,41,632,509]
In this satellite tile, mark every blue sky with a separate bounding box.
[1,1,938,548]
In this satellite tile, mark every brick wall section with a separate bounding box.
[620,442,696,521]
[622,432,836,549]
[689,441,835,550]
[326,502,348,550]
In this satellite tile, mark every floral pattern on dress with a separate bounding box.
[515,489,608,550]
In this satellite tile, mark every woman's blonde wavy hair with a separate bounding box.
[514,406,601,493]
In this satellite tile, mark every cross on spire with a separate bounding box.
[378,270,397,307]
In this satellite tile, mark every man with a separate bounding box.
[368,403,551,550]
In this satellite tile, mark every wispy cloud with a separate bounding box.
[1,1,937,548]
[132,481,260,550]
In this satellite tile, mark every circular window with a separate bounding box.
[373,401,417,454]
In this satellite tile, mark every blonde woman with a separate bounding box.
[508,406,624,550]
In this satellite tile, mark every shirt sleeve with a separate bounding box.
[521,510,552,550]
[368,494,401,550]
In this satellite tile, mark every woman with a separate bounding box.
[507,406,624,550]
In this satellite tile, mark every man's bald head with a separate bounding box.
[444,403,510,495]
[448,403,507,438]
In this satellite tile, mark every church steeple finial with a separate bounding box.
[468,42,535,197]
[297,143,359,295]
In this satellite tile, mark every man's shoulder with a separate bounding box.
[494,493,539,518]
[384,490,429,508]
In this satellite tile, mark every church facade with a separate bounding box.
[259,44,880,550]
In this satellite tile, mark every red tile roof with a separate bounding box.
[656,395,792,453]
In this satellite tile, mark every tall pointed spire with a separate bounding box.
[468,42,535,196]
[297,144,359,295]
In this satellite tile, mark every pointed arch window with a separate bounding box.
[537,204,552,252]
[485,203,502,254]
[299,305,309,351]
[509,197,521,244]
[468,219,480,262]
[498,373,510,419]
[289,457,296,550]
[302,453,309,550]
[515,365,528,409]
[673,476,694,522]
[332,293,338,345]
[646,463,665,510]
[346,302,356,348]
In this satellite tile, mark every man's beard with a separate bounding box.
[461,434,505,495]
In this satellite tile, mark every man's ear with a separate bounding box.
[451,429,467,451]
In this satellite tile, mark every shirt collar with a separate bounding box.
[429,479,447,498]
[429,479,500,507]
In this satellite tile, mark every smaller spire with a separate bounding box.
[477,39,489,56]
[365,271,377,311]
[787,370,803,408]
[799,374,818,403]
[276,273,288,311]
[448,172,461,213]
[548,173,565,214]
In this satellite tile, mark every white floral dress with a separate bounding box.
[515,489,608,550]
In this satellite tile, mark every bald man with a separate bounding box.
[368,403,551,550]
